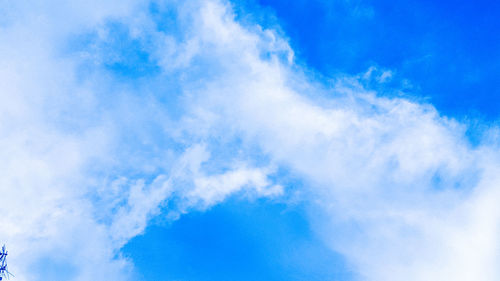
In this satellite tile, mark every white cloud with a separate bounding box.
[189,166,283,208]
[0,1,282,280]
[1,0,499,280]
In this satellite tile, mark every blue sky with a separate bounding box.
[124,198,353,281]
[1,1,499,281]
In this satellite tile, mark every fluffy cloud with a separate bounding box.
[1,0,499,281]
[0,1,281,280]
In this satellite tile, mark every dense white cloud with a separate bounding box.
[0,1,281,280]
[1,0,499,280]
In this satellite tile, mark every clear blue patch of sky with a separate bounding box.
[123,197,355,281]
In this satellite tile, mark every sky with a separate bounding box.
[0,0,499,281]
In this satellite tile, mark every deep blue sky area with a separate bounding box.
[240,0,500,121]
[124,198,354,281]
